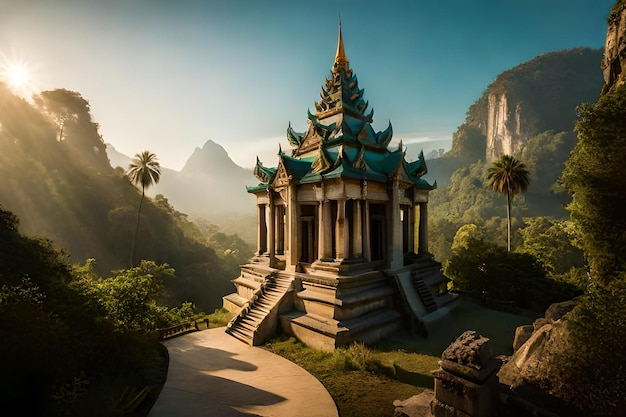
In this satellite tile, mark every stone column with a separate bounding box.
[268,192,276,268]
[418,203,428,255]
[335,199,346,259]
[389,184,403,269]
[287,187,299,269]
[413,204,420,254]
[432,330,502,417]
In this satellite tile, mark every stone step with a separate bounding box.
[239,319,259,331]
[414,278,438,313]
[227,327,253,345]
[247,310,266,319]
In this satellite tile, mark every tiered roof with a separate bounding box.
[248,24,435,193]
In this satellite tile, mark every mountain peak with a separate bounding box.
[180,139,247,177]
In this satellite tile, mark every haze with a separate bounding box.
[0,0,612,170]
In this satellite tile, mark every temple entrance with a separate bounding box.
[258,204,267,254]
[370,204,386,261]
[300,205,317,263]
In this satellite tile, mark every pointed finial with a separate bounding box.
[334,17,349,71]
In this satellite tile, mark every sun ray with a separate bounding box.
[0,52,41,98]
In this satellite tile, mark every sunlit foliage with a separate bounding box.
[72,259,195,331]
[0,85,248,312]
[562,85,626,284]
[444,231,580,311]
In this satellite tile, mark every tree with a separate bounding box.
[127,151,161,267]
[562,85,626,284]
[487,154,530,251]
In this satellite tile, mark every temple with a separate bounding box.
[223,25,457,351]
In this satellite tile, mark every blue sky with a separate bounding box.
[0,0,614,169]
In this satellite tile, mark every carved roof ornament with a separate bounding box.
[253,157,276,184]
[286,122,303,148]
[333,19,349,73]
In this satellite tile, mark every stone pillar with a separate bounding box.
[413,204,420,254]
[287,187,299,269]
[343,200,350,260]
[432,330,502,417]
[335,199,347,259]
[389,184,403,269]
[265,203,271,254]
[352,200,363,258]
[418,203,428,255]
[268,192,276,268]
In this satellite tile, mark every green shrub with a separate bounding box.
[206,308,234,328]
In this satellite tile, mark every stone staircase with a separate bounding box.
[413,277,438,313]
[226,274,293,346]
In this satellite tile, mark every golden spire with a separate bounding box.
[334,18,349,71]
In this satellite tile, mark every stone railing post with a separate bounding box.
[432,330,502,417]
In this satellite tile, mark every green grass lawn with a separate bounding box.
[263,295,538,417]
[378,295,539,357]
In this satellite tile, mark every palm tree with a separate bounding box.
[487,154,530,251]
[127,151,161,267]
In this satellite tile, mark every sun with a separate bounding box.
[0,56,39,97]
[4,63,29,89]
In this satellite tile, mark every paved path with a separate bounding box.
[148,327,339,417]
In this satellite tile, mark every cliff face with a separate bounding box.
[449,48,603,162]
[485,92,524,161]
[602,0,626,93]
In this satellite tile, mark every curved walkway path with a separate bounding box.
[148,327,339,417]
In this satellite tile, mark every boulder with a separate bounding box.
[544,300,577,322]
[498,321,569,389]
[393,391,434,417]
[512,325,534,353]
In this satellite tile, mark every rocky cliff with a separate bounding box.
[602,0,626,93]
[485,91,524,161]
[449,48,603,162]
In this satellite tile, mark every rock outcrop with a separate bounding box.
[501,300,577,385]
[485,93,524,162]
[602,0,626,93]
